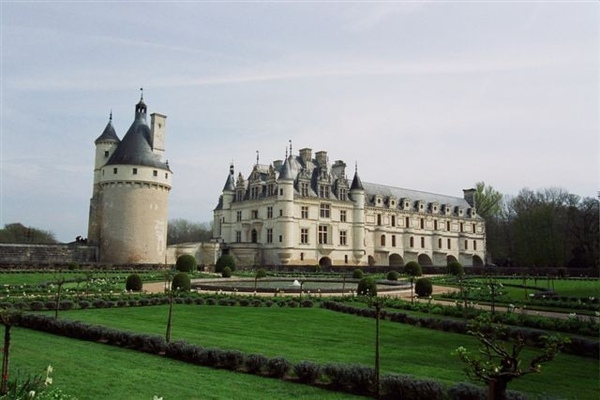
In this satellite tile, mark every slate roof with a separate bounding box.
[94,118,120,144]
[105,102,170,171]
[361,181,470,208]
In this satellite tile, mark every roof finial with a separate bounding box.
[109,109,113,121]
[285,146,288,158]
[355,161,358,173]
[289,139,292,156]
[140,87,144,101]
[256,150,259,165]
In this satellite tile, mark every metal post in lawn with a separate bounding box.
[165,291,174,343]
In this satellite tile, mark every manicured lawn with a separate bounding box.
[9,328,366,399]
[52,304,599,399]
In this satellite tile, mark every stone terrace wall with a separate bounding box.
[0,244,97,264]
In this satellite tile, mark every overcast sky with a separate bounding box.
[1,1,598,243]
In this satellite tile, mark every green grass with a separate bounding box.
[9,328,365,400]
[50,304,599,399]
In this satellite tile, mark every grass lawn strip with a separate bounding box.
[53,304,599,399]
[9,328,367,400]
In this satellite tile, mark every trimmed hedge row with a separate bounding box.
[320,301,599,359]
[15,314,499,399]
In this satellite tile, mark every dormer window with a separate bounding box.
[319,185,330,198]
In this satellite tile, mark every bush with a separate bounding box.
[215,254,236,273]
[176,254,197,272]
[381,374,445,400]
[387,270,399,281]
[67,262,80,271]
[294,361,321,384]
[245,354,268,374]
[125,274,143,291]
[404,261,422,277]
[357,277,377,296]
[256,268,267,278]
[447,261,464,277]
[353,269,364,279]
[415,278,433,297]
[171,272,191,291]
[222,266,232,278]
[266,357,291,378]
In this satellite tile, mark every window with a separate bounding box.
[473,240,477,250]
[472,223,476,233]
[300,182,310,197]
[377,214,382,225]
[438,238,442,249]
[339,188,347,201]
[251,229,258,243]
[421,237,425,248]
[340,230,347,246]
[340,210,347,222]
[165,173,168,179]
[320,203,330,218]
[250,186,260,200]
[113,167,118,174]
[104,150,109,158]
[279,235,283,242]
[410,237,414,247]
[318,185,330,198]
[236,190,244,202]
[279,188,284,196]
[380,235,386,246]
[251,210,258,219]
[318,225,328,244]
[301,228,309,244]
[460,223,464,233]
[391,235,396,247]
[301,206,309,219]
[153,170,158,177]
[446,221,451,231]
[300,252,304,261]
[465,240,468,250]
[344,255,348,264]
[420,218,424,229]
[447,238,451,249]
[267,206,273,219]
[279,209,283,217]
[267,229,273,243]
[235,231,241,243]
[391,215,396,227]
[434,220,438,230]
[268,184,276,196]
[405,217,410,228]
[236,211,242,222]
[133,168,138,175]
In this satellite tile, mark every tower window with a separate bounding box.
[104,150,109,158]
[153,170,158,177]
[133,168,138,175]
[113,167,118,174]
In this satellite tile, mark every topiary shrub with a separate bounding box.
[222,266,232,278]
[387,270,399,281]
[404,261,422,277]
[171,272,191,291]
[294,360,321,384]
[266,356,291,378]
[125,273,143,291]
[245,353,268,374]
[381,374,445,400]
[447,261,464,277]
[67,262,80,271]
[353,268,364,279]
[176,254,197,273]
[256,268,267,278]
[215,254,236,273]
[357,277,377,297]
[415,277,433,297]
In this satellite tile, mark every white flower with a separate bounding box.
[47,365,53,374]
[153,396,163,400]
[28,390,36,398]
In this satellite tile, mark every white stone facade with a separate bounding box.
[213,148,485,268]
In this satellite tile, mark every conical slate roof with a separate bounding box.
[350,169,364,190]
[94,117,120,144]
[105,102,169,170]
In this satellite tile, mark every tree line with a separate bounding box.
[476,182,599,270]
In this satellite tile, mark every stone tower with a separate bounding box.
[87,95,172,264]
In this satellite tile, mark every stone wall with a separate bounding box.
[0,244,98,264]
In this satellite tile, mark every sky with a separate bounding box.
[1,1,598,243]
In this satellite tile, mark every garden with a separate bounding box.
[0,261,598,399]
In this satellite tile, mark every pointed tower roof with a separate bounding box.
[223,164,236,191]
[278,156,294,181]
[350,163,364,190]
[94,112,120,144]
[105,97,169,170]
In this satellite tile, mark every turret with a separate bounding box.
[277,156,295,263]
[350,164,365,262]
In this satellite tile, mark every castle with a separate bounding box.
[213,146,486,268]
[87,95,172,264]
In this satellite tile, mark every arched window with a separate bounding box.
[251,229,258,243]
[380,235,386,246]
